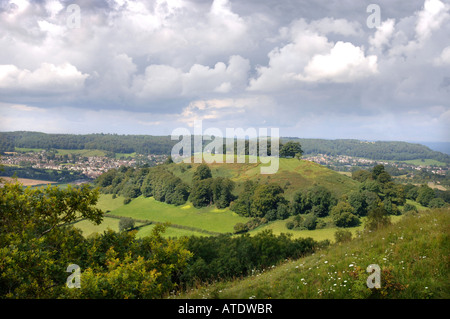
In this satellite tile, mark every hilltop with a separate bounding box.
[166,157,359,200]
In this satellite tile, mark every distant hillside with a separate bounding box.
[1,131,449,163]
[283,138,450,163]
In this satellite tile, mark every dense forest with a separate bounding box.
[1,131,449,163]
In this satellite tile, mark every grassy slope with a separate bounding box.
[178,208,449,299]
[168,158,359,201]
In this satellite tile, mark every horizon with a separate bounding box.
[2,129,450,155]
[0,0,449,142]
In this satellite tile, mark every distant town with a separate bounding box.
[0,150,167,179]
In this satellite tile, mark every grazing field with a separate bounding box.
[110,196,249,234]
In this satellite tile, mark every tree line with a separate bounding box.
[2,131,448,163]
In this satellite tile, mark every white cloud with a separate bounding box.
[415,0,449,40]
[434,46,450,65]
[300,42,378,83]
[249,19,377,90]
[0,62,88,93]
[369,19,395,51]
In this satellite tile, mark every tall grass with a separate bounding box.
[178,208,449,299]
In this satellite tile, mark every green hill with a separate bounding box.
[167,157,359,200]
[178,207,450,299]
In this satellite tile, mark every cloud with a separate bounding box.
[0,0,449,142]
[248,19,377,90]
[434,46,450,65]
[369,19,396,51]
[415,0,449,40]
[0,62,88,93]
[299,41,378,83]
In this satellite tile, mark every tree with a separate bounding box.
[280,141,303,158]
[365,206,391,231]
[302,213,318,230]
[352,169,372,182]
[119,217,135,232]
[190,178,213,208]
[211,177,235,209]
[306,186,335,217]
[372,164,386,180]
[348,190,369,217]
[192,164,212,182]
[331,201,361,227]
[0,180,104,298]
[416,185,435,207]
[230,180,257,217]
[250,183,287,218]
[428,197,446,208]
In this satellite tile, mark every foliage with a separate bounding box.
[192,164,212,182]
[280,141,303,159]
[0,179,193,298]
[180,231,318,286]
[365,206,391,231]
[330,201,361,227]
[291,186,336,217]
[119,217,135,232]
[334,229,352,243]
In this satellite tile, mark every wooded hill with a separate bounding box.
[1,131,449,163]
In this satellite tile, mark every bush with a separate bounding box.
[403,203,418,214]
[303,214,318,230]
[428,198,446,208]
[123,197,132,205]
[365,207,391,231]
[286,221,294,230]
[233,223,249,234]
[334,211,361,228]
[334,229,352,243]
[119,217,135,232]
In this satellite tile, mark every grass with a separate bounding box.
[168,158,359,201]
[110,196,249,234]
[178,207,450,299]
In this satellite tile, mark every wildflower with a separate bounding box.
[324,261,328,264]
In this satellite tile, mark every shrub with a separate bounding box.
[119,217,135,232]
[233,223,249,234]
[334,229,352,243]
[403,203,418,214]
[303,213,318,230]
[123,197,132,205]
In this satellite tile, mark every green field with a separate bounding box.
[15,147,107,157]
[73,158,418,241]
[111,196,249,234]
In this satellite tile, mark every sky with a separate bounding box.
[0,0,449,142]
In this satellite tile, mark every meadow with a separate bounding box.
[178,207,450,299]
